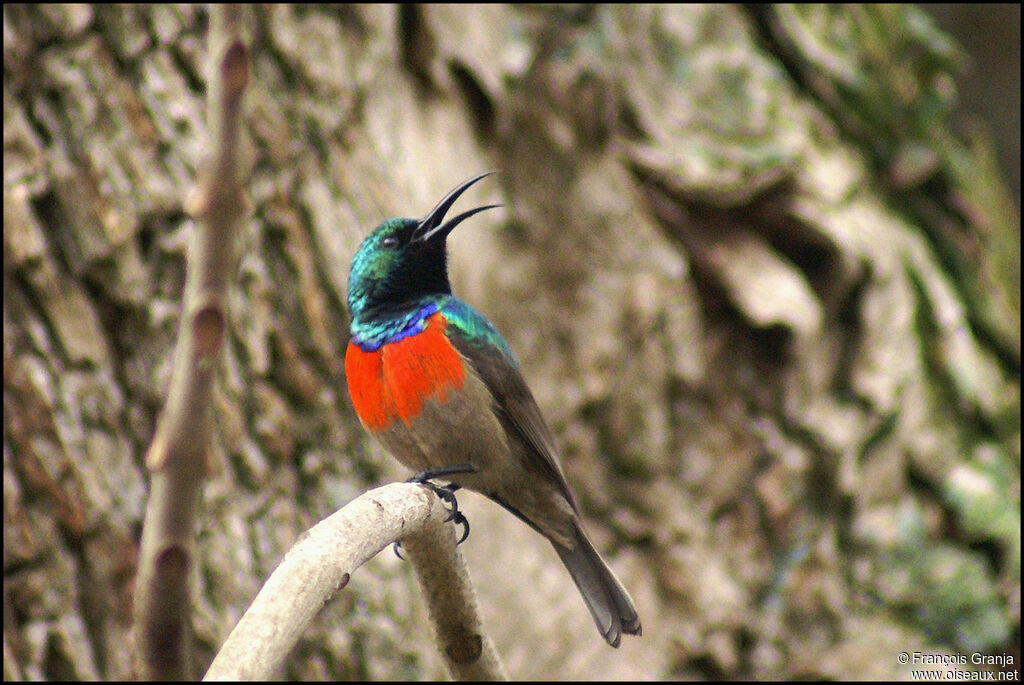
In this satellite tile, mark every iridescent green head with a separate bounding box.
[347,172,499,320]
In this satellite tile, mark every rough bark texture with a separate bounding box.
[3,4,1019,680]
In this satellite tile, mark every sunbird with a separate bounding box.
[345,172,641,647]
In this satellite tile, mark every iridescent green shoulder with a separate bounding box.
[438,296,517,363]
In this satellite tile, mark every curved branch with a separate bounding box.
[133,5,249,679]
[203,483,507,681]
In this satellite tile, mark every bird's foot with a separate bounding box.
[407,464,478,483]
[407,465,476,544]
[392,489,470,558]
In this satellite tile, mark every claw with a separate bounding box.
[406,466,476,545]
[452,511,470,544]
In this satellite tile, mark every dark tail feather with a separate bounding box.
[553,522,641,648]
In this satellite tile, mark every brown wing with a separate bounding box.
[446,331,580,514]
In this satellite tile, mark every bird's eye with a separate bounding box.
[381,236,400,249]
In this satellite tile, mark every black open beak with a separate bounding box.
[412,171,501,244]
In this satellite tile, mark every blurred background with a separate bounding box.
[3,4,1019,680]
[927,4,1020,206]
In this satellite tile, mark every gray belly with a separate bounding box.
[373,360,512,486]
[371,353,577,546]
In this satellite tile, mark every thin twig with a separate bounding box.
[133,5,249,679]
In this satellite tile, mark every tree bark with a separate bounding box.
[3,4,1018,680]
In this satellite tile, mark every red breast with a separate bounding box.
[345,312,467,432]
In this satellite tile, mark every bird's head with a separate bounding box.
[347,172,499,319]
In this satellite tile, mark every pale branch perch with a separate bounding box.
[133,5,250,680]
[203,482,507,681]
[401,495,508,681]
